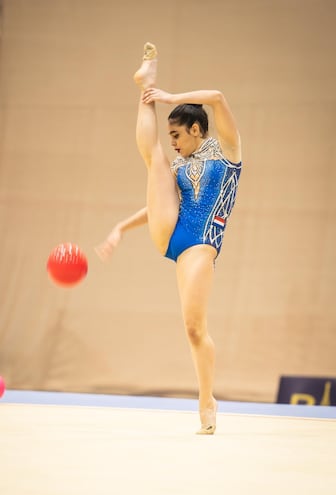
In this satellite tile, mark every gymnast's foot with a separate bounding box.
[133,42,158,89]
[196,398,217,435]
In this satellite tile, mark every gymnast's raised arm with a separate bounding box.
[142,88,241,164]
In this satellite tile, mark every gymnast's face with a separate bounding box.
[168,123,203,158]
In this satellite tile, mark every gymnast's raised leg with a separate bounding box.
[134,43,179,255]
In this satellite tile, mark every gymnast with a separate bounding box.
[96,42,242,434]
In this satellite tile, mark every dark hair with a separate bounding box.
[168,104,208,137]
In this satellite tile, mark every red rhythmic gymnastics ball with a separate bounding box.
[47,243,88,287]
[0,376,5,398]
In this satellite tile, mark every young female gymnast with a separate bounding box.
[96,43,242,434]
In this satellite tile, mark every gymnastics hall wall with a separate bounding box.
[0,0,335,403]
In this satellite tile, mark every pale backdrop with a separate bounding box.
[0,0,335,402]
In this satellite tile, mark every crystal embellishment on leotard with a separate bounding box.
[171,138,225,200]
[185,159,205,199]
[203,167,240,249]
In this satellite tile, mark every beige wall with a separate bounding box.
[0,0,335,402]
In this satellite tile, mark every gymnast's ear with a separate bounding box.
[190,122,201,136]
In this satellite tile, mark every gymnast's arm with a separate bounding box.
[142,88,241,164]
[95,206,148,261]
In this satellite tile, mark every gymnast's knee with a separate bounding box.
[184,320,206,346]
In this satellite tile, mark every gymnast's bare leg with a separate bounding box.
[176,245,218,434]
[134,43,179,255]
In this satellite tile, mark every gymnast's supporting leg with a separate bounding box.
[176,245,218,434]
[134,43,179,255]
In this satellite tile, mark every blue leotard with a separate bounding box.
[165,137,242,262]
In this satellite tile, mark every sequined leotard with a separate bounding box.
[165,137,242,262]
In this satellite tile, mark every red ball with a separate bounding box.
[0,376,5,398]
[47,243,88,287]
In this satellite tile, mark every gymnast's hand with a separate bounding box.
[142,88,173,104]
[95,225,123,261]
